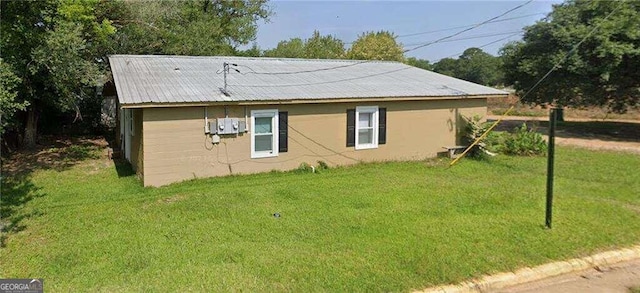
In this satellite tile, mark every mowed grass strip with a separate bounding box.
[1,147,639,292]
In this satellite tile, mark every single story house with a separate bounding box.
[108,55,507,186]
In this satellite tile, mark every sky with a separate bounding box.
[250,0,563,62]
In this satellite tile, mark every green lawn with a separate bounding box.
[1,146,640,292]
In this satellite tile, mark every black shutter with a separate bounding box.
[346,109,355,147]
[378,108,387,145]
[278,111,288,152]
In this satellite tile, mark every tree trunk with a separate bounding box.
[23,105,39,149]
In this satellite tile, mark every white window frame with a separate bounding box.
[251,109,279,159]
[355,106,379,150]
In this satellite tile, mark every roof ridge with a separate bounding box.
[107,54,402,64]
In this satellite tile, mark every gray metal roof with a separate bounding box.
[109,55,507,106]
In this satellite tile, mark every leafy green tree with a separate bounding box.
[1,0,118,148]
[432,48,502,86]
[264,31,345,59]
[0,60,27,133]
[263,38,305,58]
[457,48,503,86]
[1,0,271,148]
[114,0,271,56]
[432,58,459,77]
[237,43,262,57]
[303,30,345,59]
[405,57,432,71]
[501,0,640,112]
[347,31,404,61]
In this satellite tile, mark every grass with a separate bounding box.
[1,146,640,292]
[630,286,640,293]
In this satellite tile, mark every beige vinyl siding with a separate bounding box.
[141,98,486,186]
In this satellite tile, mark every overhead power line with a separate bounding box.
[343,13,543,45]
[228,0,533,83]
[232,67,411,88]
[438,31,524,61]
[235,61,369,75]
[397,13,543,39]
[404,0,533,53]
[403,30,523,47]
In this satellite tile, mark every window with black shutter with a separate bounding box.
[347,106,385,149]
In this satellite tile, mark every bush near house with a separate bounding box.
[502,123,547,156]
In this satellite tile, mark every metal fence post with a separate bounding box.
[545,107,557,229]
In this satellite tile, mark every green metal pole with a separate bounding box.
[545,107,556,229]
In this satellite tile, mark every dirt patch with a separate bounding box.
[3,136,111,177]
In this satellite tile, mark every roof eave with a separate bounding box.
[119,94,505,109]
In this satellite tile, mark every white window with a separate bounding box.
[355,106,378,150]
[251,109,279,158]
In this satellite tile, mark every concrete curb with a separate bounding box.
[413,244,640,293]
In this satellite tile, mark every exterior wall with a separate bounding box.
[142,99,486,186]
[130,108,143,177]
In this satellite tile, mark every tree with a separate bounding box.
[1,0,117,148]
[457,48,503,86]
[1,0,271,148]
[237,43,262,57]
[113,0,271,56]
[501,0,640,112]
[263,38,305,58]
[263,31,345,59]
[405,57,432,71]
[347,31,404,62]
[303,30,345,59]
[431,48,503,86]
[0,60,27,134]
[432,58,459,77]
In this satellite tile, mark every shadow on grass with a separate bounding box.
[0,172,46,247]
[491,119,640,143]
[113,158,135,178]
[1,135,111,247]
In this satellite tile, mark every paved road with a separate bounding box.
[500,259,640,293]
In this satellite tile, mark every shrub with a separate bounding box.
[502,123,547,156]
[484,131,508,153]
[316,160,329,170]
[296,162,313,173]
[461,115,491,159]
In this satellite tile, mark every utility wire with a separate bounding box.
[228,1,532,84]
[236,61,370,75]
[438,31,524,61]
[403,30,523,47]
[396,13,544,39]
[449,1,625,166]
[232,67,410,88]
[404,0,533,53]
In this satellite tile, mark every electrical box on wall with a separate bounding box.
[237,121,247,133]
[208,121,217,134]
[216,117,239,135]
